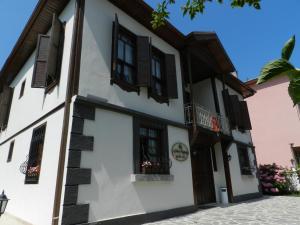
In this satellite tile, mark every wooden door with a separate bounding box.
[191,146,216,205]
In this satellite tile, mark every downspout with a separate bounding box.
[186,50,198,145]
[52,0,85,224]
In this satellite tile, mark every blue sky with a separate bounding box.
[1,0,299,81]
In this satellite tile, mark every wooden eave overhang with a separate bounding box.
[0,0,71,85]
[225,74,256,98]
[185,32,236,74]
[185,32,255,98]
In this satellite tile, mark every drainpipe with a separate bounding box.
[52,0,85,224]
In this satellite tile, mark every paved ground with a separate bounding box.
[145,196,300,225]
[0,213,32,225]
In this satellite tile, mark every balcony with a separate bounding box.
[185,103,231,136]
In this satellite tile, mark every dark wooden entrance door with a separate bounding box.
[191,146,216,205]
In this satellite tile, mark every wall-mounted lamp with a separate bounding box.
[227,154,232,161]
[0,191,9,217]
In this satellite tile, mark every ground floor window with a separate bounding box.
[133,118,169,175]
[293,147,300,165]
[25,123,46,184]
[237,144,252,175]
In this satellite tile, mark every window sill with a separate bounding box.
[131,174,174,182]
[111,78,139,94]
[148,92,169,104]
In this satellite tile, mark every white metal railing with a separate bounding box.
[185,103,230,135]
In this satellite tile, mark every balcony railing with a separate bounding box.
[185,103,231,135]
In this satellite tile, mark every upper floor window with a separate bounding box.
[222,89,252,131]
[19,80,26,99]
[149,48,168,102]
[7,141,15,163]
[32,14,64,92]
[111,14,178,101]
[133,118,169,175]
[25,123,46,184]
[116,28,136,85]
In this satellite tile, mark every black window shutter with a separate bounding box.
[240,101,252,130]
[133,117,140,174]
[230,95,241,127]
[0,86,13,129]
[32,34,50,88]
[161,124,170,174]
[165,54,178,99]
[222,89,235,128]
[137,36,151,87]
[46,14,64,85]
[111,14,119,82]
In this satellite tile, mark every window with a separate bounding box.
[25,124,46,184]
[293,147,300,165]
[0,85,13,130]
[32,14,64,92]
[111,15,178,99]
[19,80,26,99]
[116,29,136,85]
[237,144,252,175]
[7,141,15,163]
[222,90,252,131]
[133,118,169,175]
[149,48,168,102]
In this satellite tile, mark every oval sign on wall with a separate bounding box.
[171,143,189,162]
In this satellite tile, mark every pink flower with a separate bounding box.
[270,188,279,193]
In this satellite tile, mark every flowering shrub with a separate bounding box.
[259,164,290,195]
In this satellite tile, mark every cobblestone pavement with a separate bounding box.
[144,196,300,225]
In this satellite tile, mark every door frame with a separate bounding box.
[191,145,216,205]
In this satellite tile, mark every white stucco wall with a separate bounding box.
[79,0,185,124]
[228,143,259,196]
[0,108,64,225]
[192,78,216,113]
[77,108,194,223]
[0,1,76,224]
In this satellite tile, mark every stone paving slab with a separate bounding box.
[0,213,32,225]
[144,196,300,225]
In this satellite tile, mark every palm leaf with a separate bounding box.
[282,35,295,60]
[288,71,300,106]
[257,59,295,84]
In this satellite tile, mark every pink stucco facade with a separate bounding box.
[247,76,300,167]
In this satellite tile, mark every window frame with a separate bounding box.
[149,47,168,103]
[111,24,139,93]
[7,141,15,163]
[133,118,169,175]
[237,144,252,175]
[19,80,26,99]
[25,123,47,184]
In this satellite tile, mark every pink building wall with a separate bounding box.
[247,76,300,167]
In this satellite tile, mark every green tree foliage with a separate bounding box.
[257,36,300,106]
[151,0,261,29]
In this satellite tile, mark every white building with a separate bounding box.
[0,1,261,225]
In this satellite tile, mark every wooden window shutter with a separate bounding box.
[240,100,252,130]
[46,14,64,85]
[32,34,50,88]
[229,95,241,127]
[165,54,178,99]
[137,36,151,87]
[133,117,140,174]
[0,86,13,129]
[222,89,235,128]
[111,14,119,82]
